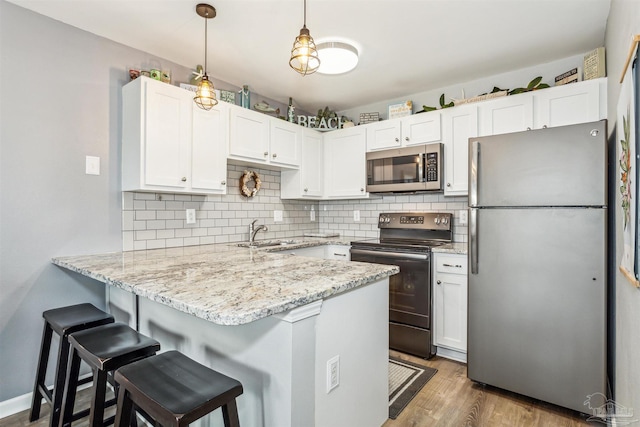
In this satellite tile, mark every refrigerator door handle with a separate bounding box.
[470,208,478,274]
[470,141,480,207]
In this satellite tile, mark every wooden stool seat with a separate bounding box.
[60,322,160,427]
[114,350,243,427]
[30,303,115,427]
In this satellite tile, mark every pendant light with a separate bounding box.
[194,3,218,110]
[289,0,320,76]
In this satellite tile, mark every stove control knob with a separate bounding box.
[385,217,391,223]
[442,217,449,225]
[434,217,441,225]
[379,217,385,223]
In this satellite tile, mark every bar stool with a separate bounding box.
[30,303,115,427]
[59,322,160,427]
[113,350,243,427]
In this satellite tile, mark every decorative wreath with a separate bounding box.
[240,170,262,198]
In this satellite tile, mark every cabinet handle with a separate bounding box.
[360,188,364,192]
[447,183,451,187]
[542,125,548,129]
[405,137,409,141]
[221,180,226,186]
[264,151,269,156]
[272,153,277,158]
[333,253,347,257]
[443,263,463,268]
[181,177,187,182]
[304,188,308,192]
[437,280,442,285]
[395,137,399,142]
[526,127,532,131]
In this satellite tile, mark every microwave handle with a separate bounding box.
[419,153,424,182]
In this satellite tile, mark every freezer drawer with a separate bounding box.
[467,207,607,413]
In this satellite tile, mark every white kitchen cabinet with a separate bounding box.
[280,129,323,199]
[228,106,301,169]
[365,111,441,151]
[433,253,467,362]
[533,78,603,129]
[478,93,533,136]
[442,104,478,196]
[324,127,369,198]
[122,76,228,195]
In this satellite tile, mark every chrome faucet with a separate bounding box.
[249,219,268,244]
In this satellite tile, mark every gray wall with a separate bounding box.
[604,0,640,416]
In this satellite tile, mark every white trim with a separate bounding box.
[274,300,323,323]
[435,346,467,364]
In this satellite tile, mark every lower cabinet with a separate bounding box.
[433,253,468,362]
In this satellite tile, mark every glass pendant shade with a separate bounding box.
[290,27,320,75]
[194,75,217,110]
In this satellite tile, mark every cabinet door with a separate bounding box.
[401,111,441,146]
[270,120,301,167]
[534,79,601,129]
[434,254,468,352]
[229,107,270,162]
[366,120,401,151]
[301,130,323,197]
[443,104,477,196]
[324,128,367,198]
[478,93,533,136]
[191,103,228,193]
[145,80,191,188]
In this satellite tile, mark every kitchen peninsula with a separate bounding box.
[52,240,398,427]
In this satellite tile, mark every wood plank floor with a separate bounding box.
[385,350,592,427]
[1,352,592,427]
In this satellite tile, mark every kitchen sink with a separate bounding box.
[237,239,301,248]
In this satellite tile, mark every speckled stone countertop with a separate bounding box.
[432,242,468,255]
[52,238,398,326]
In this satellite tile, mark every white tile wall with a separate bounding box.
[122,166,468,251]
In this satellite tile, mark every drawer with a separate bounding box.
[435,255,467,275]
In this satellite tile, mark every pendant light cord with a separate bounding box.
[303,0,307,28]
[204,14,208,74]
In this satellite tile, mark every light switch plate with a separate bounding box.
[186,209,196,224]
[459,210,468,225]
[85,156,100,175]
[353,210,360,222]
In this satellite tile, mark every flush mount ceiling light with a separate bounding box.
[289,0,320,76]
[194,3,218,110]
[316,41,359,75]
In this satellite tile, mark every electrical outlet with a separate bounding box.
[353,210,360,222]
[274,210,283,222]
[326,355,340,393]
[186,209,196,224]
[459,210,468,225]
[310,208,316,222]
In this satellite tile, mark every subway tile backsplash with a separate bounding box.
[122,164,468,251]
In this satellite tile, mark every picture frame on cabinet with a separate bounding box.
[388,101,413,119]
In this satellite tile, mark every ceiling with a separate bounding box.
[7,0,611,113]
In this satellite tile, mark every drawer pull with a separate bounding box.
[333,253,347,257]
[443,263,463,268]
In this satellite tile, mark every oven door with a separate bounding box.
[350,248,431,326]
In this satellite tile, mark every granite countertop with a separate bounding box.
[432,242,468,255]
[52,238,398,326]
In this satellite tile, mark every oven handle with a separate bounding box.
[350,248,429,261]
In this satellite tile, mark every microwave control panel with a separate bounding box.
[425,152,438,182]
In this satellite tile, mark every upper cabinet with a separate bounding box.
[478,78,606,136]
[324,127,369,199]
[442,104,478,196]
[228,106,301,169]
[366,111,441,151]
[280,129,324,199]
[122,77,228,195]
[533,78,602,129]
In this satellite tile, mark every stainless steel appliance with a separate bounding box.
[350,212,453,358]
[468,120,607,414]
[366,143,443,193]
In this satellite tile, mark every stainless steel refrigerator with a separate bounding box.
[467,120,607,414]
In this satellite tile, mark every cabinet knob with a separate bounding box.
[447,183,451,187]
[542,125,548,129]
[272,153,277,158]
[437,280,442,285]
[181,177,187,182]
[264,151,269,156]
[360,188,364,192]
[304,188,308,192]
[405,137,409,141]
[395,137,399,142]
[221,180,226,186]
[526,127,532,131]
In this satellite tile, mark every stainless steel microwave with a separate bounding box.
[366,143,443,193]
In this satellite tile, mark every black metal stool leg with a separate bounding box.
[30,321,53,422]
[59,348,82,427]
[222,400,241,427]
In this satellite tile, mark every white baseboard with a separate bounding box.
[0,374,93,419]
[436,346,467,363]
